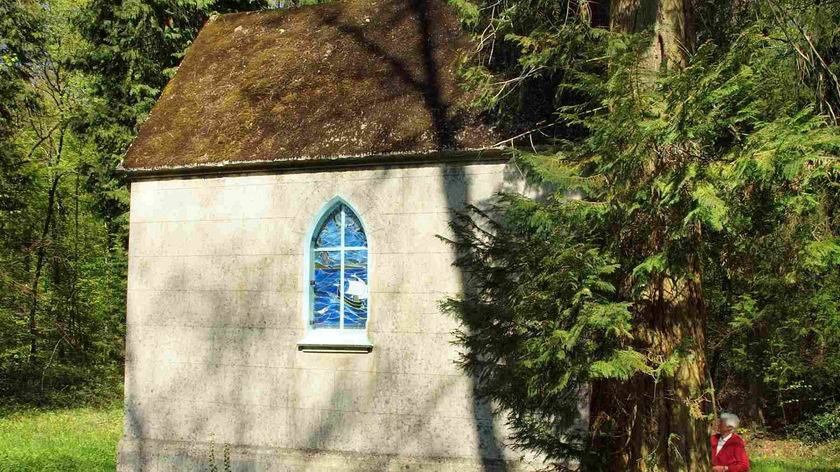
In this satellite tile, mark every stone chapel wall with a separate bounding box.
[118,160,542,471]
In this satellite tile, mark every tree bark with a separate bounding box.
[592,267,710,471]
[610,0,694,70]
[28,173,61,361]
[587,2,710,471]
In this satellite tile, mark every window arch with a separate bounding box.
[310,202,369,330]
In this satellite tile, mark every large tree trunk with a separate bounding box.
[643,266,710,471]
[591,268,710,471]
[610,0,694,70]
[588,2,710,471]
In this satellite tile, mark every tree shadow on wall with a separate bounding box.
[123,0,514,469]
[318,0,458,150]
[316,0,510,469]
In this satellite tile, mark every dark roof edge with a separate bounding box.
[119,147,512,181]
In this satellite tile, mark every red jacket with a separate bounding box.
[711,433,750,471]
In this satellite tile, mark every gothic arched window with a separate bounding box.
[310,202,369,330]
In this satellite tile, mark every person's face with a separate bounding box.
[717,420,731,435]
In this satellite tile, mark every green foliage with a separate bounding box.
[448,0,840,467]
[73,0,268,225]
[0,0,129,406]
[0,0,42,233]
[1,0,274,406]
[443,196,636,463]
[791,404,840,444]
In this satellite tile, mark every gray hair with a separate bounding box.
[719,412,740,430]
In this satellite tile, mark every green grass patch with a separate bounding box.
[0,405,123,472]
[752,459,840,472]
[749,438,840,472]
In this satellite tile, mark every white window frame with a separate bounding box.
[297,197,373,353]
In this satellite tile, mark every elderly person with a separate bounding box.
[711,412,750,472]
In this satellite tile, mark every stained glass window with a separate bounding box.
[311,203,368,329]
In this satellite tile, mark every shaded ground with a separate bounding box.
[0,406,838,471]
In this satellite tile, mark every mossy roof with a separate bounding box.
[121,0,503,171]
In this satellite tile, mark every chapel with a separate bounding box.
[118,0,538,469]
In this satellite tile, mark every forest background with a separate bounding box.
[0,0,838,470]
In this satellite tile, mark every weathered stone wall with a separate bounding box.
[119,160,541,471]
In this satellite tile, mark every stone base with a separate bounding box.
[117,437,541,472]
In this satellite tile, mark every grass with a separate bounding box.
[749,438,840,472]
[0,404,122,472]
[0,405,837,471]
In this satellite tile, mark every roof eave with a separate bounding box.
[119,147,512,181]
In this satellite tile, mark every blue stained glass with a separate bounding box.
[343,250,368,328]
[315,207,342,248]
[344,249,367,268]
[311,203,369,330]
[312,251,341,327]
[344,211,367,247]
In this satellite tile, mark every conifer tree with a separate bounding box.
[446,0,840,470]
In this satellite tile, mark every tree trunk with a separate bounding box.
[637,265,709,471]
[588,2,710,471]
[591,268,710,471]
[610,0,693,70]
[28,173,61,362]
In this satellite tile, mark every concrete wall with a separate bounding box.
[119,160,541,471]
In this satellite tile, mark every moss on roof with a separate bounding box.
[122,0,502,171]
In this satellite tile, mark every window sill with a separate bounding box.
[297,330,373,353]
